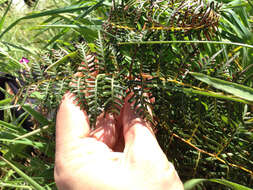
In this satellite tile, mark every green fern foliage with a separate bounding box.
[2,0,253,189]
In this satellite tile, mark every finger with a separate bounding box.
[89,113,117,149]
[56,92,90,154]
[122,94,168,169]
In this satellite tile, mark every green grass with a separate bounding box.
[0,2,62,189]
[0,0,65,73]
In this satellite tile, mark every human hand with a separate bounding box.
[54,93,184,190]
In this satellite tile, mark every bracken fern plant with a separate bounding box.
[0,0,253,189]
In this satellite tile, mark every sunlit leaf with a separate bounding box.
[190,72,253,101]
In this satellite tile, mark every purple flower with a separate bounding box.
[19,57,29,64]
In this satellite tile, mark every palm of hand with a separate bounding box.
[54,93,183,190]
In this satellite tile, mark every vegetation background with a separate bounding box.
[0,0,252,189]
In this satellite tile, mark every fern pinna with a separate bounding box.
[8,0,253,188]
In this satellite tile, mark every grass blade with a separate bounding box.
[0,0,11,31]
[0,138,44,148]
[0,120,21,132]
[190,72,253,102]
[118,40,253,49]
[184,178,206,190]
[0,2,93,39]
[181,88,252,104]
[209,179,252,190]
[0,182,32,189]
[14,125,49,140]
[37,24,102,30]
[0,49,22,68]
[0,98,11,106]
[22,105,50,126]
[0,41,36,54]
[0,157,45,190]
[43,0,105,48]
[184,178,252,190]
[45,51,78,71]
